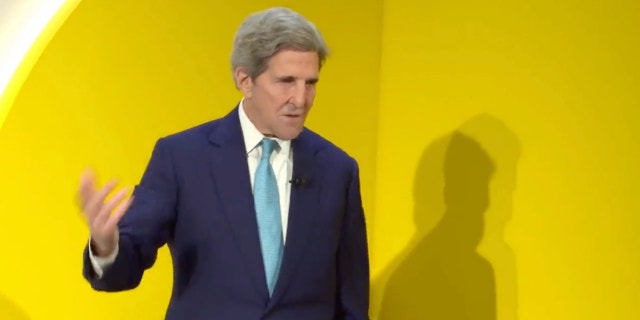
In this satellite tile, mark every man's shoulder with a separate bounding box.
[301,127,358,168]
[157,116,226,147]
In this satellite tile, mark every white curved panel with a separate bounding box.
[0,0,66,101]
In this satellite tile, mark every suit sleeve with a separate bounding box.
[335,158,370,319]
[82,138,178,291]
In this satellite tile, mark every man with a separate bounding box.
[77,6,370,320]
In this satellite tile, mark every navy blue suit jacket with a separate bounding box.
[82,107,370,319]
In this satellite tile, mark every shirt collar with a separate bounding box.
[238,99,291,155]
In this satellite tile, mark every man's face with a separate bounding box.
[237,49,319,140]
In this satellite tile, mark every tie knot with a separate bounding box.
[261,138,277,160]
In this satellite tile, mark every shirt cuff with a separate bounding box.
[87,238,118,278]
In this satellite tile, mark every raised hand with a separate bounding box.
[77,169,133,257]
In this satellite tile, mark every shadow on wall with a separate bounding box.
[376,114,521,320]
[0,292,29,319]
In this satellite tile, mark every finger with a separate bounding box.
[77,169,97,210]
[104,196,133,232]
[84,179,118,221]
[100,187,129,219]
[94,186,130,226]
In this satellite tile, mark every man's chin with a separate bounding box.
[276,127,304,140]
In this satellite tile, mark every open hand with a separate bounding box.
[77,169,133,257]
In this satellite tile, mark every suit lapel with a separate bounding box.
[268,130,321,308]
[208,111,322,305]
[207,108,270,300]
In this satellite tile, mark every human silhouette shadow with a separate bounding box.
[0,292,30,319]
[376,114,521,320]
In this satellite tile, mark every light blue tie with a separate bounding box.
[254,138,284,295]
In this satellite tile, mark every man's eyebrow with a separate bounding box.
[276,76,319,83]
[274,76,293,82]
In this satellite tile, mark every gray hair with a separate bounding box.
[230,7,329,82]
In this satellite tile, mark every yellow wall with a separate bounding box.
[371,0,639,319]
[0,1,381,319]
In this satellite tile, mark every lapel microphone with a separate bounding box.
[289,176,309,188]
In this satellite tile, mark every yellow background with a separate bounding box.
[371,1,639,319]
[0,0,638,319]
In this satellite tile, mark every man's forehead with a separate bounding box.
[267,66,319,79]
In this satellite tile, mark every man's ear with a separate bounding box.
[234,67,253,98]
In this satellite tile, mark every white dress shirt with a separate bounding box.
[89,99,293,277]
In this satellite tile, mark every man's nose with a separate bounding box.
[289,82,307,106]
